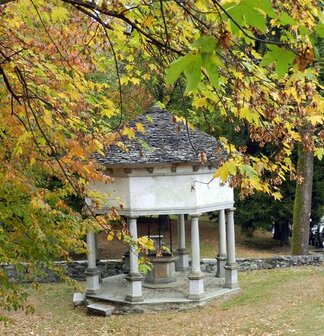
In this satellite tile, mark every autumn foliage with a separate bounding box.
[0,0,323,314]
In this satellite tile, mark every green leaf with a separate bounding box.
[146,114,154,123]
[314,148,324,160]
[254,0,276,18]
[239,164,257,177]
[315,23,324,38]
[165,54,197,84]
[299,25,311,36]
[203,56,219,88]
[278,12,297,25]
[192,36,217,53]
[138,139,153,152]
[225,0,274,34]
[51,7,69,23]
[184,54,202,93]
[260,45,295,78]
[247,8,267,33]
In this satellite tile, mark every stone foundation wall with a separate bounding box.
[1,260,124,283]
[1,255,322,283]
[202,255,322,273]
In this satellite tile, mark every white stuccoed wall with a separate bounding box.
[89,164,234,216]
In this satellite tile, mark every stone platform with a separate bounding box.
[86,270,239,312]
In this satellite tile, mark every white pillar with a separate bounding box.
[216,209,227,277]
[179,214,186,249]
[125,216,143,302]
[224,208,239,289]
[188,214,204,300]
[85,231,100,295]
[129,217,139,275]
[176,214,189,270]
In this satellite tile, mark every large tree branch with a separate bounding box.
[0,48,23,65]
[0,0,15,5]
[62,0,182,55]
[0,65,21,103]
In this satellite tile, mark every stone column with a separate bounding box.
[125,216,143,302]
[176,214,189,270]
[224,208,239,289]
[188,214,204,300]
[216,209,227,278]
[85,231,100,295]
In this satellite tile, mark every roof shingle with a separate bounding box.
[95,106,225,167]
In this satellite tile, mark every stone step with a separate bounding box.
[87,303,115,316]
[73,292,85,307]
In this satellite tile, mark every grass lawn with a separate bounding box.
[1,266,323,336]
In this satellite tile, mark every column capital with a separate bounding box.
[217,253,227,260]
[128,215,139,220]
[227,207,236,212]
[189,213,201,219]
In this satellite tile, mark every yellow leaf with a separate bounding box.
[307,115,323,126]
[214,161,236,181]
[51,7,69,23]
[101,109,115,118]
[239,106,259,123]
[233,71,243,79]
[136,122,145,133]
[272,192,283,200]
[142,16,154,27]
[94,139,103,151]
[106,232,114,241]
[192,96,207,108]
[130,77,140,85]
[116,141,129,152]
[214,166,229,181]
[148,64,158,71]
[314,148,324,160]
[43,111,52,126]
[137,236,154,250]
[120,76,130,85]
[122,127,136,139]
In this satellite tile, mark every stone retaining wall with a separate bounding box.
[1,260,124,283]
[1,255,322,283]
[202,254,322,273]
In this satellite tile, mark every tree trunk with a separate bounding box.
[291,145,314,255]
[273,222,290,246]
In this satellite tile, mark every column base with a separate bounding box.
[175,248,189,271]
[224,264,239,289]
[85,268,101,295]
[216,255,227,278]
[125,273,144,302]
[188,272,205,300]
[86,287,101,296]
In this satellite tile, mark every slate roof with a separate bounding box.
[95,106,225,167]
